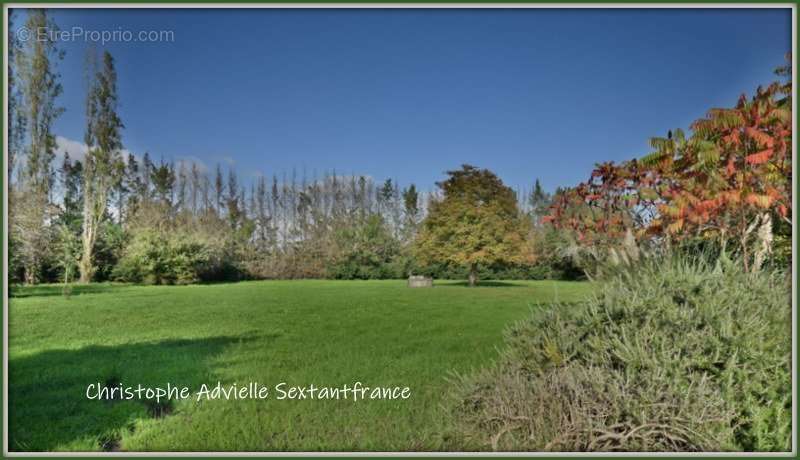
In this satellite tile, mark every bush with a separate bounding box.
[327,215,403,280]
[444,255,791,452]
[113,230,227,285]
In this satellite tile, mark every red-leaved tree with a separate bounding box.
[547,59,792,272]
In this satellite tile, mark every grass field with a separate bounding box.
[9,279,592,452]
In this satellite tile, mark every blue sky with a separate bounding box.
[15,8,793,192]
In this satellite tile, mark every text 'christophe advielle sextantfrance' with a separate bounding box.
[86,381,412,403]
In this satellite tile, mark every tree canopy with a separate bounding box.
[415,165,530,286]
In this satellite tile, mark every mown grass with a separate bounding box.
[8,279,592,452]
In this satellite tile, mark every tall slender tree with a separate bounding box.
[13,9,64,284]
[401,184,420,242]
[79,50,124,282]
[214,164,224,214]
[7,10,27,184]
[59,153,83,230]
[122,153,142,221]
[190,162,200,216]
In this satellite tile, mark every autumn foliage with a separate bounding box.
[415,165,531,286]
[546,60,792,271]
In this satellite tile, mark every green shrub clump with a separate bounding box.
[446,256,791,452]
[112,230,226,285]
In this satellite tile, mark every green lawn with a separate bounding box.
[9,279,592,452]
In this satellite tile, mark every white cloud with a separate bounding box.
[54,136,89,162]
[54,136,137,163]
[54,136,218,181]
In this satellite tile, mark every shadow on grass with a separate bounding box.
[9,283,131,299]
[439,280,526,288]
[9,335,258,452]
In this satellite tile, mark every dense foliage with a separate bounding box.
[446,255,791,451]
[328,214,404,279]
[415,165,532,286]
[112,230,226,285]
[546,58,792,277]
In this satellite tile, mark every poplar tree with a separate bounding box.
[123,153,142,220]
[214,164,224,214]
[401,184,420,242]
[13,9,64,284]
[7,10,27,183]
[80,50,124,282]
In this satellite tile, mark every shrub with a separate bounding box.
[113,230,223,285]
[327,214,403,280]
[444,255,791,452]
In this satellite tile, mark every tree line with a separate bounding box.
[14,9,781,288]
[8,10,571,287]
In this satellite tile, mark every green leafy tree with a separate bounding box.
[415,165,529,286]
[150,160,175,206]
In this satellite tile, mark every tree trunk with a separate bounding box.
[468,264,478,287]
[752,212,773,272]
[78,248,93,283]
[24,264,37,285]
[79,215,96,283]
